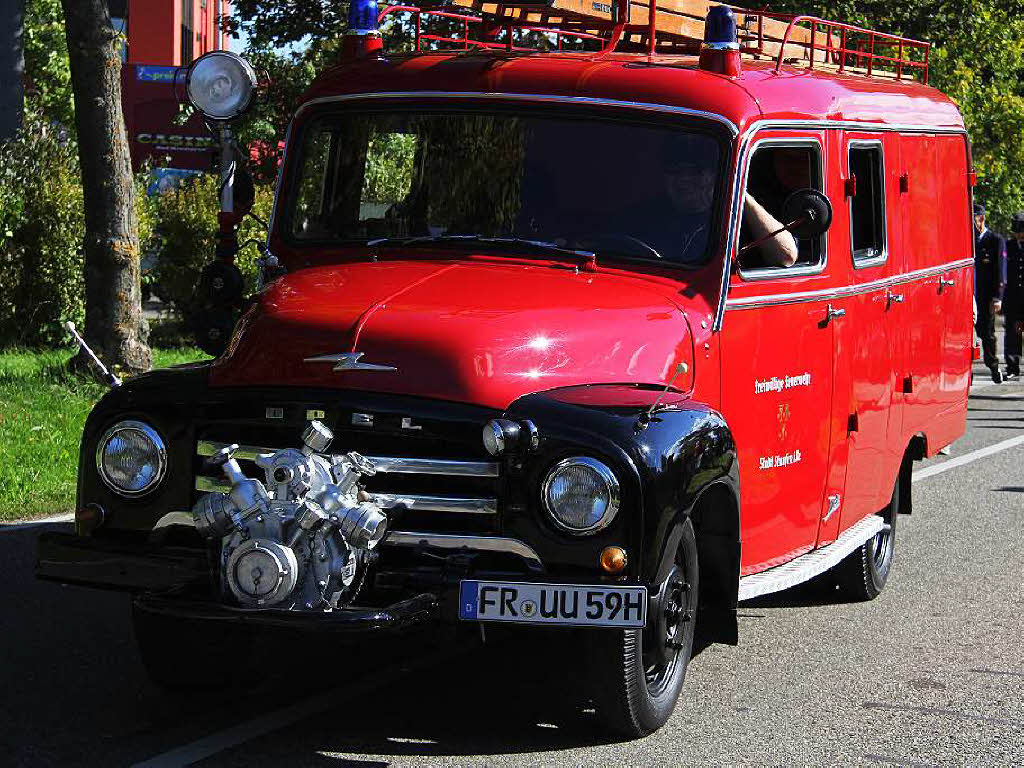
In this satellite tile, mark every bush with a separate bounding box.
[145,173,275,314]
[0,108,159,350]
[0,111,85,348]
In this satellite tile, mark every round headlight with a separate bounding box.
[96,420,167,496]
[186,51,257,121]
[542,457,620,535]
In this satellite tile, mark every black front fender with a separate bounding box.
[503,385,739,590]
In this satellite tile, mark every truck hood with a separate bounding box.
[210,259,696,410]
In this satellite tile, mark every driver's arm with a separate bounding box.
[742,192,798,267]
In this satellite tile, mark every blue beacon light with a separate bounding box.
[699,5,742,76]
[348,0,380,35]
[703,5,739,49]
[343,0,384,58]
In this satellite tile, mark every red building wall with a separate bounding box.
[126,0,229,66]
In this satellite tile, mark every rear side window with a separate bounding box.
[849,144,886,264]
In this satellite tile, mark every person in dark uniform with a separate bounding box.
[1004,212,1024,379]
[974,203,1007,383]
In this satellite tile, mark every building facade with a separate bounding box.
[111,0,229,66]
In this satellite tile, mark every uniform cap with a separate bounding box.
[1012,212,1024,234]
[974,203,986,216]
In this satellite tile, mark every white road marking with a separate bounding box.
[0,513,74,531]
[913,434,1024,484]
[131,648,459,768]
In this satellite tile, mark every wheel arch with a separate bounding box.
[649,477,741,647]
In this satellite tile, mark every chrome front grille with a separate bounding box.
[195,440,500,521]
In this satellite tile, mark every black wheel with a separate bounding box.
[587,518,699,737]
[835,468,900,600]
[132,601,254,690]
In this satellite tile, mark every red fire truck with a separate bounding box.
[39,1,974,736]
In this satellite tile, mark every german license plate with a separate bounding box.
[458,580,647,628]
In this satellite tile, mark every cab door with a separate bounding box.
[721,132,839,575]
[835,133,899,531]
[895,134,946,442]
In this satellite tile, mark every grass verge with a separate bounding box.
[0,348,209,523]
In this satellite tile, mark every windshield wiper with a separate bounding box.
[366,235,597,268]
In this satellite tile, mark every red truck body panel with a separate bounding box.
[227,49,972,576]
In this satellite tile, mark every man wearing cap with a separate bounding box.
[974,204,1007,383]
[1003,212,1024,379]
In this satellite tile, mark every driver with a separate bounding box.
[659,143,717,261]
[633,138,799,267]
[613,135,718,263]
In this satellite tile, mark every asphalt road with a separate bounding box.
[3,363,1023,767]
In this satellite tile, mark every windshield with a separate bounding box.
[286,110,723,265]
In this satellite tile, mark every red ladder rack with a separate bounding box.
[375,1,931,83]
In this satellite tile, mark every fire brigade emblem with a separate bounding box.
[777,403,791,441]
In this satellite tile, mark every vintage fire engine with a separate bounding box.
[38,0,974,736]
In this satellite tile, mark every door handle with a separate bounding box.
[938,277,955,293]
[886,291,904,307]
[823,494,841,523]
[824,303,845,324]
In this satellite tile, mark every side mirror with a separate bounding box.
[781,188,833,239]
[738,188,832,261]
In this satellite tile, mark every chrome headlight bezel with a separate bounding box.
[185,51,257,121]
[95,420,168,497]
[541,456,621,536]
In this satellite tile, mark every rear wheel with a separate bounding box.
[835,468,901,600]
[587,518,699,737]
[132,601,254,690]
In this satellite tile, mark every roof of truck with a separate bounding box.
[299,51,966,134]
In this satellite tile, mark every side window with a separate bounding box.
[739,143,824,274]
[849,143,886,264]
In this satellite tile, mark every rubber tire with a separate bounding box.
[586,518,699,738]
[132,602,255,690]
[835,468,900,600]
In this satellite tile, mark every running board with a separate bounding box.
[737,515,886,602]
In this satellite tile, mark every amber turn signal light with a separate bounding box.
[600,546,627,574]
[75,504,105,536]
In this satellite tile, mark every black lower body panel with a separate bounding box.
[134,592,439,634]
[37,531,441,635]
[36,531,209,592]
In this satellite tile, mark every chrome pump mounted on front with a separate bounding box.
[192,421,389,611]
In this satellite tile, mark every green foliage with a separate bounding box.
[0,106,162,350]
[22,0,75,132]
[364,131,417,203]
[234,48,320,181]
[144,174,275,313]
[0,347,208,521]
[762,1,1024,232]
[0,109,85,347]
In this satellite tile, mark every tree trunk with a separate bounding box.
[61,0,150,375]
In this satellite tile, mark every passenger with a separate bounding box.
[1003,211,1024,380]
[974,203,1007,384]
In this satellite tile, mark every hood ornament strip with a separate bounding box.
[303,352,398,372]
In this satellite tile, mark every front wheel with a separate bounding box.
[586,518,699,737]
